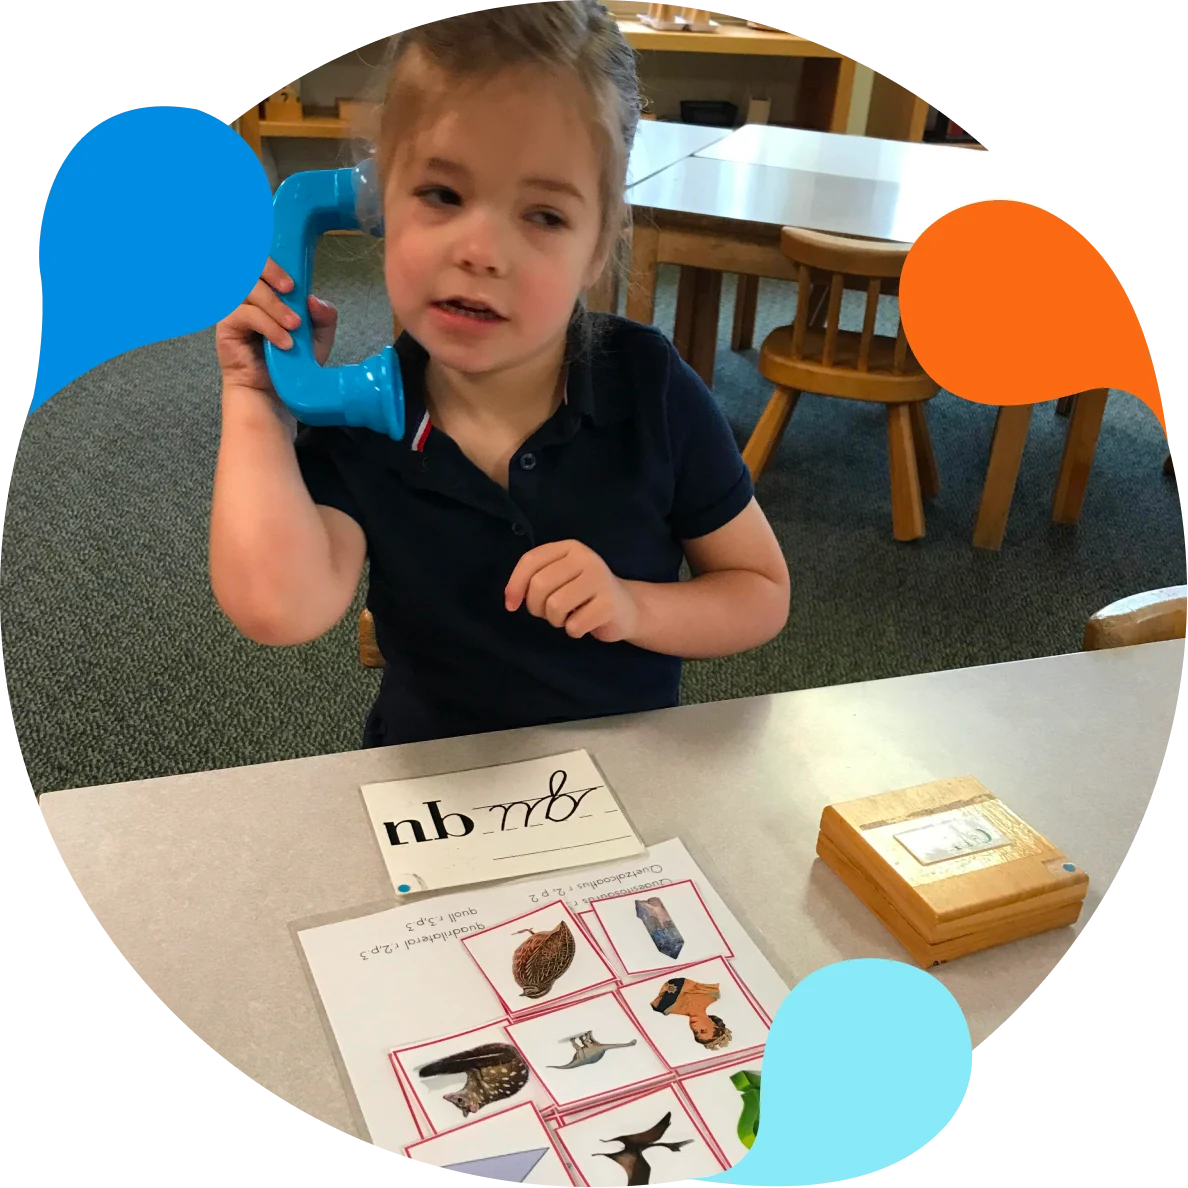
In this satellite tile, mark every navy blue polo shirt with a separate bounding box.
[295,312,753,747]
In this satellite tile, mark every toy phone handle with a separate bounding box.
[264,160,404,440]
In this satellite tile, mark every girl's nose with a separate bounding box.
[455,211,509,277]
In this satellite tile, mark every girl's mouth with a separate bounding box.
[432,298,506,322]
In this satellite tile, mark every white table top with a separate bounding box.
[628,124,1007,242]
[39,641,1182,1139]
[626,119,734,189]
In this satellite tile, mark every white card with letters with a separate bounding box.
[360,750,644,895]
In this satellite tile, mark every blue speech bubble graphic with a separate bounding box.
[705,959,971,1185]
[32,106,272,413]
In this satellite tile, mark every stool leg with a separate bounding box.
[742,387,800,480]
[909,402,940,498]
[731,274,760,351]
[1052,388,1108,524]
[1055,395,1076,417]
[886,404,925,541]
[973,404,1033,550]
[1164,452,1175,478]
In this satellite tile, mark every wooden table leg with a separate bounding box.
[672,266,699,359]
[973,404,1034,550]
[689,269,722,388]
[732,274,759,351]
[1052,388,1108,524]
[625,222,660,326]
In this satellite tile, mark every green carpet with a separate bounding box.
[3,236,1182,795]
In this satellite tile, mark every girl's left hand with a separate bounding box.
[505,540,639,642]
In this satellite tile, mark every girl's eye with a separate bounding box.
[528,209,567,230]
[416,185,461,208]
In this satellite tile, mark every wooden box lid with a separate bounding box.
[819,776,1088,942]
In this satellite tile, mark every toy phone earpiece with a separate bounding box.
[264,159,405,441]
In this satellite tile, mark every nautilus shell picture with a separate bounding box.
[511,919,576,998]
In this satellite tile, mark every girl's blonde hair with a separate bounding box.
[363,2,642,352]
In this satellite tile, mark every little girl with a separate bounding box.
[211,2,789,749]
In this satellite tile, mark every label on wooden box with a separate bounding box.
[893,808,1011,865]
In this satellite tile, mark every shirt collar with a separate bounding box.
[391,310,632,446]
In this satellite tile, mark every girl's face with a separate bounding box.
[383,61,608,378]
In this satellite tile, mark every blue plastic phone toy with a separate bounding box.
[264,159,405,440]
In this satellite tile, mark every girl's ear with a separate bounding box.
[582,244,612,294]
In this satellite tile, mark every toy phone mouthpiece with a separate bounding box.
[264,162,404,441]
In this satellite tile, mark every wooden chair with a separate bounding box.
[359,608,385,667]
[1082,586,1187,650]
[744,227,940,541]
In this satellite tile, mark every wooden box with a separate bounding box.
[817,776,1088,967]
[264,84,302,123]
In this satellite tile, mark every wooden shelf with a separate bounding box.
[617,19,841,58]
[258,115,348,139]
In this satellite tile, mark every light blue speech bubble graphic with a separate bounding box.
[32,106,272,413]
[705,959,971,1185]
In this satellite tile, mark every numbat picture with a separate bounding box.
[512,919,576,998]
[549,1031,638,1069]
[594,1111,694,1185]
[650,977,733,1052]
[417,1042,530,1118]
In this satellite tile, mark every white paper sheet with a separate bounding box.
[360,749,644,895]
[296,839,788,1156]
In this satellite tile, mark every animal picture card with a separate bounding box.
[554,1085,725,1186]
[463,902,615,1016]
[392,1021,553,1136]
[589,880,733,974]
[679,1055,764,1167]
[619,958,769,1071]
[507,992,667,1109]
[405,1101,574,1184]
[361,750,643,896]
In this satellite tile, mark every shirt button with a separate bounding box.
[520,453,537,471]
[511,521,527,536]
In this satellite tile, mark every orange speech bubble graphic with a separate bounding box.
[900,201,1163,431]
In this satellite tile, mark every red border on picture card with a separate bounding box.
[587,879,734,975]
[404,1100,578,1185]
[461,901,616,1017]
[553,1075,681,1126]
[673,1056,766,1168]
[388,1051,431,1140]
[506,991,670,1111]
[391,1017,554,1134]
[617,958,770,1073]
[552,1084,727,1186]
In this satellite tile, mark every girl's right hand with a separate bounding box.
[215,258,338,397]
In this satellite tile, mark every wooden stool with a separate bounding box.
[359,608,385,668]
[1082,586,1186,650]
[745,228,940,542]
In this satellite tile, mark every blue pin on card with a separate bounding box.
[264,159,405,440]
